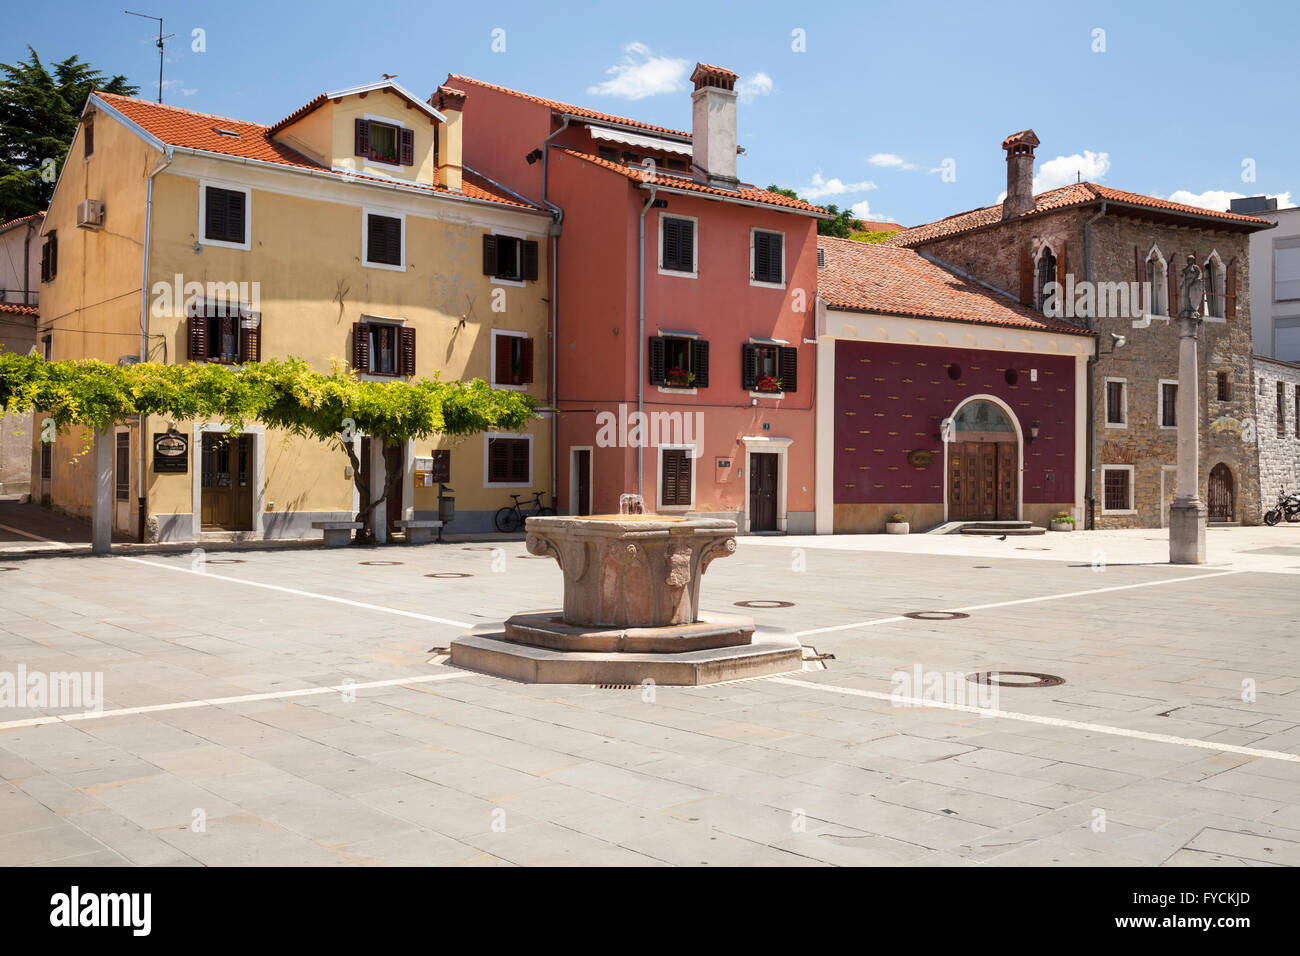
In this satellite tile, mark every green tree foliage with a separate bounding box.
[848,230,898,244]
[0,47,137,221]
[767,185,859,238]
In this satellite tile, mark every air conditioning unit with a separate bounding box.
[77,199,105,229]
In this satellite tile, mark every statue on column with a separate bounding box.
[1179,254,1205,320]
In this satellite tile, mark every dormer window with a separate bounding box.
[355,118,414,167]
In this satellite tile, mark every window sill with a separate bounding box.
[485,481,531,489]
[492,382,530,391]
[1101,509,1137,516]
[657,385,697,395]
[749,390,785,399]
[364,260,406,273]
[749,279,786,290]
[490,276,526,288]
[657,267,697,279]
[360,372,406,382]
[199,236,250,252]
[1104,422,1128,429]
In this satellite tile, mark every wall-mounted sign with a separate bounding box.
[907,449,935,470]
[152,432,189,473]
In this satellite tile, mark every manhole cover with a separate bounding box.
[461,546,496,551]
[734,600,795,609]
[1015,547,1050,551]
[516,555,549,559]
[426,572,472,578]
[205,558,246,565]
[902,611,970,621]
[972,566,991,569]
[359,560,403,566]
[966,671,1065,688]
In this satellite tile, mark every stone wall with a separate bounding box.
[1254,356,1300,516]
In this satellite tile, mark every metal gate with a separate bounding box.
[1208,463,1234,522]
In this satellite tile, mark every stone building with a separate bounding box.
[1254,355,1300,516]
[886,130,1276,527]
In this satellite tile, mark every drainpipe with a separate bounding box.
[137,145,174,541]
[637,183,658,499]
[540,117,569,511]
[1082,201,1107,530]
[23,219,36,306]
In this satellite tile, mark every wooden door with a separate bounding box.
[948,441,1016,521]
[574,449,591,516]
[201,433,253,531]
[749,453,779,531]
[1208,463,1234,521]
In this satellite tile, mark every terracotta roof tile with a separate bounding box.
[888,181,1273,247]
[818,236,1090,336]
[553,147,828,215]
[0,211,45,235]
[0,302,38,317]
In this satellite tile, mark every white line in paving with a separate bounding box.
[0,671,474,731]
[0,522,74,549]
[120,556,472,628]
[770,676,1300,764]
[794,568,1246,638]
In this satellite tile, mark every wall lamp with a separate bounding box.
[1099,331,1126,354]
[1027,420,1041,444]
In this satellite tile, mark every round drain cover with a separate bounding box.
[734,600,794,609]
[902,611,970,621]
[360,560,403,566]
[966,671,1065,688]
[461,546,496,551]
[426,572,472,578]
[205,558,246,565]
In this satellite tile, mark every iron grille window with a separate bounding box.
[1103,469,1130,512]
[1217,371,1231,401]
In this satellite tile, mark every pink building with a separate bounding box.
[443,65,828,532]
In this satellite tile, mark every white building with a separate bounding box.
[1246,204,1300,361]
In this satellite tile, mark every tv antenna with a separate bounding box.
[125,11,175,103]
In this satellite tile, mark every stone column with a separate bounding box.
[91,428,113,555]
[368,438,388,545]
[1169,313,1206,564]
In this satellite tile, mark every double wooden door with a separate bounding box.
[948,441,1016,521]
[1208,463,1234,521]
[200,433,254,531]
[749,453,779,532]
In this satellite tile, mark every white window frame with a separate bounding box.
[749,226,787,289]
[361,112,407,171]
[1157,378,1179,430]
[1100,464,1136,516]
[658,212,698,279]
[656,443,697,512]
[198,179,252,251]
[357,314,407,381]
[488,227,529,288]
[1146,245,1168,317]
[1274,237,1300,304]
[362,207,406,272]
[483,432,533,488]
[1103,376,1128,429]
[490,328,529,391]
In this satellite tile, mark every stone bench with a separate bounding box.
[394,519,444,545]
[311,521,362,547]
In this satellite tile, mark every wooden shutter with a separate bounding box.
[741,344,759,389]
[482,234,498,276]
[49,234,56,278]
[692,339,709,388]
[662,450,691,507]
[399,326,416,376]
[1225,258,1238,318]
[495,336,514,384]
[510,440,529,483]
[239,312,261,363]
[1134,246,1148,312]
[488,439,508,482]
[662,218,679,270]
[367,215,401,266]
[227,190,245,243]
[1168,254,1179,319]
[40,237,51,281]
[399,128,414,166]
[679,219,694,272]
[519,337,534,384]
[522,240,539,281]
[1018,245,1034,306]
[355,118,370,157]
[648,336,666,385]
[779,346,798,392]
[188,308,208,361]
[205,187,226,241]
[352,322,370,373]
[755,232,782,283]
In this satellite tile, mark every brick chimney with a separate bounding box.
[433,86,465,191]
[690,63,739,189]
[1001,129,1039,220]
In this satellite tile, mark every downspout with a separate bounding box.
[23,219,36,305]
[137,145,174,542]
[540,117,569,511]
[637,183,657,500]
[1082,201,1107,530]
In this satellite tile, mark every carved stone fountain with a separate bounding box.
[449,514,803,685]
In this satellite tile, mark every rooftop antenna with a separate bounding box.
[125,10,175,103]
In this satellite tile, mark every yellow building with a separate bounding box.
[37,81,553,540]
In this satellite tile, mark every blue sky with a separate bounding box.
[8,0,1296,225]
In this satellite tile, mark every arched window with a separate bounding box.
[954,400,1016,433]
[1035,246,1057,312]
[1146,248,1168,316]
[1204,252,1226,318]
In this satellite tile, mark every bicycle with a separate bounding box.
[494,491,555,532]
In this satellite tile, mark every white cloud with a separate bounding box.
[736,72,773,104]
[1033,150,1111,192]
[849,200,896,223]
[867,153,918,171]
[802,172,877,201]
[162,79,198,97]
[587,42,690,100]
[1166,188,1295,211]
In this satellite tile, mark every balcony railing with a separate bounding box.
[0,289,38,307]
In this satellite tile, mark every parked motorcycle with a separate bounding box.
[1263,489,1300,526]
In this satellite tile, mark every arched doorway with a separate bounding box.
[947,398,1020,521]
[1208,463,1234,522]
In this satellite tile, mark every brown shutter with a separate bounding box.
[780,346,798,393]
[1225,258,1238,318]
[482,234,498,276]
[519,337,534,384]
[522,240,539,281]
[648,336,666,385]
[741,344,759,389]
[399,326,416,376]
[679,219,694,272]
[1135,246,1148,312]
[399,128,414,166]
[1168,254,1179,319]
[1019,244,1034,306]
[495,335,514,384]
[488,439,508,482]
[239,312,261,363]
[692,339,709,388]
[352,322,369,373]
[510,439,529,483]
[355,118,370,157]
[189,310,208,361]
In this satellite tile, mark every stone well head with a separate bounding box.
[524,514,738,628]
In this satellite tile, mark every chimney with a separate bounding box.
[1001,129,1039,220]
[690,63,739,189]
[433,86,465,191]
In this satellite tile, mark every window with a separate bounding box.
[648,335,709,389]
[1203,254,1225,318]
[1105,379,1127,426]
[659,448,693,508]
[187,300,261,364]
[1279,382,1288,438]
[817,247,826,270]
[620,151,640,165]
[41,335,51,361]
[84,118,94,158]
[203,186,247,246]
[1102,466,1133,513]
[1275,238,1300,302]
[352,320,414,377]
[486,435,531,485]
[1159,381,1178,428]
[660,216,696,275]
[752,229,784,285]
[40,442,51,480]
[354,118,413,166]
[115,432,130,502]
[482,234,539,282]
[1035,246,1057,312]
[1147,251,1168,316]
[365,213,403,267]
[1217,371,1231,402]
[40,232,56,282]
[492,331,534,387]
[742,343,797,393]
[597,146,619,162]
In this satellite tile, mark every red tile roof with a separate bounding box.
[888,181,1274,247]
[0,211,44,235]
[0,302,38,317]
[93,92,543,211]
[818,236,1090,336]
[553,147,829,216]
[446,74,692,140]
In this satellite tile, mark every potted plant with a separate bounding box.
[665,366,695,388]
[755,375,784,394]
[1050,511,1075,532]
[885,512,910,535]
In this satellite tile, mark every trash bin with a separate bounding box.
[437,484,454,542]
